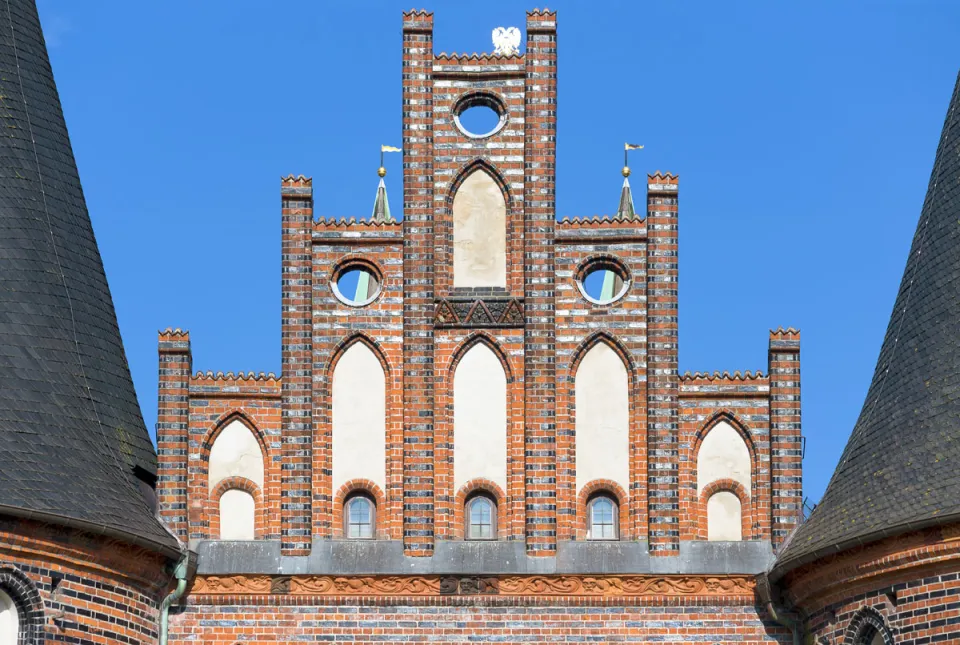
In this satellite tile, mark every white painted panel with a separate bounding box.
[0,588,17,644]
[575,343,629,495]
[454,344,507,492]
[707,491,742,541]
[209,419,264,492]
[219,489,255,540]
[697,421,751,495]
[332,343,387,493]
[453,170,507,288]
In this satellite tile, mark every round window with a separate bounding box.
[453,93,507,139]
[577,260,630,305]
[332,264,381,307]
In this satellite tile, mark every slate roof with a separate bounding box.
[0,0,178,554]
[773,70,960,577]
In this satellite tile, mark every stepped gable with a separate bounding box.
[773,71,960,577]
[0,0,177,553]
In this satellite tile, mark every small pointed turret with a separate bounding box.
[371,174,393,223]
[617,171,636,219]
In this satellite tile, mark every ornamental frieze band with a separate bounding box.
[190,574,756,598]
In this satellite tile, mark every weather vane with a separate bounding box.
[623,142,643,177]
[379,144,401,177]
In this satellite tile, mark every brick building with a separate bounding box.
[3,3,960,644]
[156,9,804,643]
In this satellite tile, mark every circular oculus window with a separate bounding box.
[453,93,507,139]
[578,260,630,305]
[332,264,381,307]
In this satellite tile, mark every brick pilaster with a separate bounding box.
[281,174,314,555]
[156,328,191,542]
[646,172,680,555]
[768,328,802,547]
[401,9,435,556]
[523,9,558,556]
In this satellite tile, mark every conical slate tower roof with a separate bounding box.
[0,0,177,553]
[371,177,393,222]
[774,71,960,576]
[617,176,636,219]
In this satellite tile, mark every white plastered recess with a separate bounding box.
[0,588,17,644]
[696,420,751,495]
[208,419,264,492]
[332,342,387,494]
[219,489,256,540]
[706,490,742,541]
[575,343,630,496]
[454,343,507,493]
[452,170,507,289]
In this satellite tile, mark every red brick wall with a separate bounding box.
[783,524,960,644]
[157,328,192,542]
[0,518,169,645]
[168,597,791,644]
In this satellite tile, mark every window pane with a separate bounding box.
[468,497,495,539]
[347,497,373,539]
[590,497,617,540]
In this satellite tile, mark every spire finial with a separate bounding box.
[624,142,643,177]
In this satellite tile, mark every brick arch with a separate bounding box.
[445,157,512,210]
[844,606,895,645]
[332,479,386,539]
[0,565,43,645]
[327,331,393,379]
[208,476,265,540]
[453,478,506,540]
[447,331,515,383]
[696,478,753,541]
[568,331,636,383]
[576,479,630,541]
[196,410,276,540]
[692,410,758,464]
[200,409,270,460]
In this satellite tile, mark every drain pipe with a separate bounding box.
[757,573,802,645]
[159,551,189,645]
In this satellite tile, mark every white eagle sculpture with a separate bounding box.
[492,27,521,56]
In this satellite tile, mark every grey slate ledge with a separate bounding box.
[193,539,774,576]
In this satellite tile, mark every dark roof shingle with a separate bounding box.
[774,70,960,576]
[0,0,177,553]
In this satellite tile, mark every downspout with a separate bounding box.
[159,551,189,645]
[757,573,802,645]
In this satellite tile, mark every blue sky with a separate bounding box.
[37,1,960,506]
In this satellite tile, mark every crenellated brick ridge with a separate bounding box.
[680,370,766,381]
[769,328,802,546]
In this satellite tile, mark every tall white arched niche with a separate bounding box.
[219,489,255,540]
[696,420,751,495]
[209,419,264,492]
[452,169,507,289]
[332,342,386,494]
[707,491,742,541]
[454,343,507,493]
[575,342,629,496]
[0,588,17,644]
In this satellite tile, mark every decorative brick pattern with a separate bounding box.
[0,518,169,645]
[523,7,559,557]
[401,9,437,556]
[280,175,314,554]
[646,172,680,555]
[783,525,960,645]
[157,328,192,542]
[768,328,802,546]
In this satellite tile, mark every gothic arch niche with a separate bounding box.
[452,168,507,289]
[453,343,507,493]
[697,420,752,541]
[575,342,630,497]
[846,608,894,645]
[208,419,264,539]
[332,342,387,495]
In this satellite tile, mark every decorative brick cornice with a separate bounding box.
[189,573,756,600]
[680,370,765,382]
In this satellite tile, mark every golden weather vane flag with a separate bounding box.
[378,145,402,177]
[623,142,643,176]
